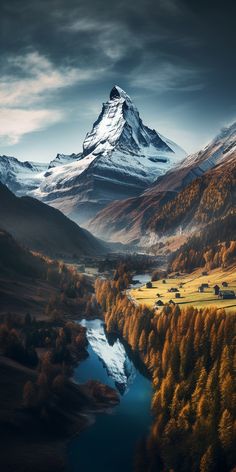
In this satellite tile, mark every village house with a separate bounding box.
[213,284,220,295]
[156,300,164,306]
[146,281,152,288]
[218,290,235,300]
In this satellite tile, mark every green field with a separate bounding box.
[130,267,236,313]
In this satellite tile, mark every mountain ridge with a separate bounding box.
[88,121,236,244]
[0,183,106,258]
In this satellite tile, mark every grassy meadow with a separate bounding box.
[130,266,236,313]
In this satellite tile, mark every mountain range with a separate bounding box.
[0,86,186,225]
[0,86,235,256]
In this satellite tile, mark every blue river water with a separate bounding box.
[67,315,152,472]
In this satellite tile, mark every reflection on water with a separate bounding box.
[78,319,136,394]
[67,319,152,472]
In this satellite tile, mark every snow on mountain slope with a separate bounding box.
[32,86,186,224]
[0,155,48,195]
[0,153,80,196]
[48,153,81,168]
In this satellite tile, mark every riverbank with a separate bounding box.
[0,354,119,472]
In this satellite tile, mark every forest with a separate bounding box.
[95,267,236,471]
[170,214,236,272]
[148,159,235,236]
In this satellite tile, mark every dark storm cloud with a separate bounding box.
[0,0,235,156]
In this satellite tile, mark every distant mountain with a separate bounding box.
[31,86,186,224]
[47,153,81,169]
[0,153,80,195]
[0,155,48,196]
[89,122,236,244]
[0,183,106,258]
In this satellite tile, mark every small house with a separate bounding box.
[198,286,204,293]
[202,283,209,288]
[146,281,152,289]
[168,299,176,305]
[218,290,235,300]
[222,282,228,287]
[202,271,208,276]
[168,287,179,293]
[156,300,164,306]
[213,284,220,295]
[175,293,181,298]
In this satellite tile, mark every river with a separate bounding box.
[67,314,152,472]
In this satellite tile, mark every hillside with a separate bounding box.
[89,123,236,244]
[147,152,235,236]
[0,230,48,278]
[0,183,106,259]
[169,213,236,273]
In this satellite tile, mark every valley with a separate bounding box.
[0,86,235,472]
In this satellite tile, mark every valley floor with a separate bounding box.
[130,266,236,313]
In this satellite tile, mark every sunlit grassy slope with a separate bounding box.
[130,267,236,313]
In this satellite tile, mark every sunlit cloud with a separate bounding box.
[0,108,63,145]
[0,51,108,144]
[0,51,106,107]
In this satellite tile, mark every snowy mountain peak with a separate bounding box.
[110,85,131,101]
[1,87,187,225]
[82,86,186,161]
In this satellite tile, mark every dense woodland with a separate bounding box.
[170,214,236,272]
[148,159,235,236]
[95,267,236,471]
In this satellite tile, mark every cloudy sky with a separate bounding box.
[0,0,235,162]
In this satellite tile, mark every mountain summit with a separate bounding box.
[83,85,183,159]
[0,86,186,225]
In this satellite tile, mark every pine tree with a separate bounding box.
[200,445,215,472]
[218,409,234,451]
